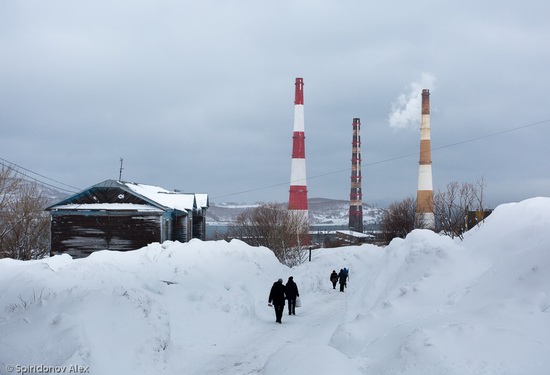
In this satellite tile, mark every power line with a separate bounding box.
[430,118,550,153]
[0,158,81,194]
[3,117,549,200]
[213,118,550,200]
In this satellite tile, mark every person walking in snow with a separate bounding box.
[338,268,348,292]
[330,270,339,289]
[285,276,300,315]
[268,278,287,324]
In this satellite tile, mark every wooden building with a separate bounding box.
[46,180,208,258]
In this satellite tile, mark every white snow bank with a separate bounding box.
[1,197,549,374]
[329,197,550,374]
[264,344,361,375]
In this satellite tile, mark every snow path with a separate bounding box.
[3,199,550,374]
[174,290,349,375]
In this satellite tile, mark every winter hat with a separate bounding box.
[278,278,283,283]
[288,276,293,281]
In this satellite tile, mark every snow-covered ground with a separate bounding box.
[1,197,549,374]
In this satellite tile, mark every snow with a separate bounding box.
[195,193,208,209]
[1,197,550,374]
[336,229,375,238]
[122,181,197,212]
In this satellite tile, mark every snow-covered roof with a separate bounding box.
[195,193,209,208]
[46,179,208,213]
[122,182,196,212]
[51,203,163,212]
[336,230,375,238]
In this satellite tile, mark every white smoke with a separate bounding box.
[388,73,436,130]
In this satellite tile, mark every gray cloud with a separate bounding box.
[1,0,549,208]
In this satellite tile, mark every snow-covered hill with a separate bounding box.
[1,197,549,374]
[207,197,385,226]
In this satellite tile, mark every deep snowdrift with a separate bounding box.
[1,197,549,374]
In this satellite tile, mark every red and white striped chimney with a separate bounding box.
[288,78,308,222]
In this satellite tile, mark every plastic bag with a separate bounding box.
[296,297,302,307]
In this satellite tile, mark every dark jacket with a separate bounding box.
[285,278,299,300]
[338,269,348,284]
[330,271,339,282]
[268,280,287,305]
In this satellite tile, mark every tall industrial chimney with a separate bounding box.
[415,89,435,229]
[349,118,363,233]
[288,78,308,223]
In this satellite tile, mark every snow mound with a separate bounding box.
[1,197,550,374]
[329,197,550,374]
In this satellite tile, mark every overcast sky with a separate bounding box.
[1,1,549,208]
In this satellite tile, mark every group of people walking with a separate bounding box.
[268,276,300,324]
[268,268,350,324]
[330,268,349,292]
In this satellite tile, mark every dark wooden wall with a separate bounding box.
[192,209,206,240]
[50,211,162,258]
[172,214,188,243]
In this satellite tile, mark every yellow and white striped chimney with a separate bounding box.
[415,89,435,230]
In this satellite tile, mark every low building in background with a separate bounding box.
[336,230,375,245]
[46,179,208,258]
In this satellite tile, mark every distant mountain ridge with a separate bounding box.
[207,197,385,226]
[37,182,386,227]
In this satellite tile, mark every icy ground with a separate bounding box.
[1,197,550,374]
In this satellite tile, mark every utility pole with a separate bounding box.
[119,158,124,181]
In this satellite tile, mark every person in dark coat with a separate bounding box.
[268,278,287,323]
[338,268,348,292]
[330,270,339,289]
[285,276,300,315]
